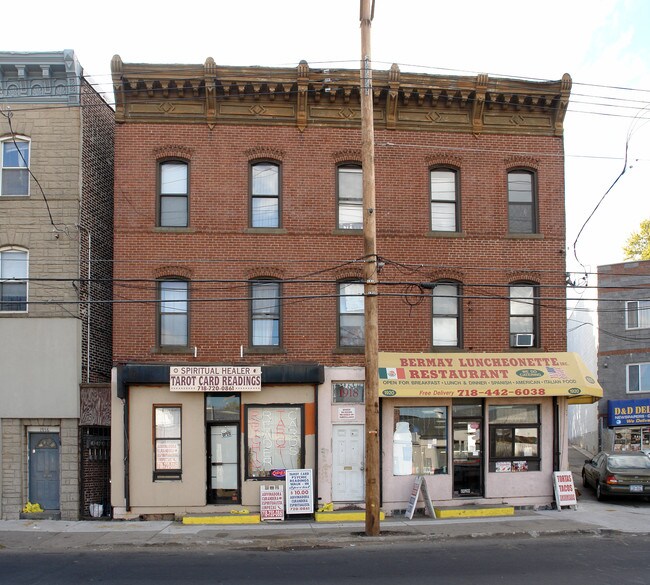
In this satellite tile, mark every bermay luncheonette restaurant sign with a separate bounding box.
[378,352,603,403]
[170,366,262,392]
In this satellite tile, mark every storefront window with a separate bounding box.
[154,406,182,480]
[394,407,448,475]
[489,405,540,472]
[246,405,303,479]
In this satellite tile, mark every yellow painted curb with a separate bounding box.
[182,514,261,525]
[315,511,385,523]
[433,506,514,519]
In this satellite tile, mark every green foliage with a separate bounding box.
[623,219,650,261]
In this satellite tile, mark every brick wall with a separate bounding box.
[113,123,567,364]
[79,80,115,383]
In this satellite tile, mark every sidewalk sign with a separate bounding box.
[405,476,436,519]
[260,485,285,521]
[553,471,578,511]
[285,468,314,514]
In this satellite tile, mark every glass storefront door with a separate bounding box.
[452,400,483,497]
[206,394,241,505]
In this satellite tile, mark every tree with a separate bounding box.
[623,219,650,261]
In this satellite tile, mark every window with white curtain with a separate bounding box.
[251,162,280,227]
[0,247,28,312]
[338,281,365,347]
[158,280,189,347]
[251,280,281,347]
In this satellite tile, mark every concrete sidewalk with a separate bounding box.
[2,500,650,552]
[2,447,649,552]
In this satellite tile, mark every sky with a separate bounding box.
[3,0,649,280]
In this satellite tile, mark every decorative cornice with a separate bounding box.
[110,55,572,137]
[0,50,82,104]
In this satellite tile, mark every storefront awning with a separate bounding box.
[378,352,602,404]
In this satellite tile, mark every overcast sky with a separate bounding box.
[3,0,649,278]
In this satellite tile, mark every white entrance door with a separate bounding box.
[332,424,364,502]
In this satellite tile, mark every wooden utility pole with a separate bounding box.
[360,0,380,537]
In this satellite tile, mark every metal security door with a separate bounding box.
[29,433,60,510]
[332,425,364,502]
[208,424,239,504]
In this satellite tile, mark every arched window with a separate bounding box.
[250,279,281,347]
[158,160,189,227]
[337,164,363,229]
[1,137,30,196]
[0,247,28,312]
[507,170,537,234]
[158,279,189,347]
[432,281,461,347]
[338,281,365,348]
[250,161,281,228]
[509,282,539,347]
[430,167,460,232]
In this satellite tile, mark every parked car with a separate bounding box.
[582,451,650,501]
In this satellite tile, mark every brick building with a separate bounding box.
[596,260,650,451]
[110,56,600,519]
[0,51,114,520]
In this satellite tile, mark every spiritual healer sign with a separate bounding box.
[378,352,602,403]
[170,366,262,392]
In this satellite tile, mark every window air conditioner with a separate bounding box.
[513,333,534,347]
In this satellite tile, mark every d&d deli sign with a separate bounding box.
[170,366,262,393]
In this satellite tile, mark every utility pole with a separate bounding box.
[360,0,380,537]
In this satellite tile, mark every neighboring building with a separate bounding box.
[110,55,599,519]
[0,51,114,520]
[596,260,650,451]
[567,292,599,454]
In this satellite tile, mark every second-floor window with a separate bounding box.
[509,283,538,348]
[159,160,189,227]
[251,280,281,347]
[432,281,460,347]
[628,363,650,393]
[507,170,537,234]
[338,281,365,347]
[251,162,280,227]
[1,138,30,196]
[337,164,363,229]
[430,168,459,232]
[158,280,189,347]
[0,247,28,312]
[626,300,650,330]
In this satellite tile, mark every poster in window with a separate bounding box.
[156,439,181,470]
[512,460,529,472]
[495,461,512,473]
[247,406,302,478]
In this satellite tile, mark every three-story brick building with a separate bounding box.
[110,56,599,519]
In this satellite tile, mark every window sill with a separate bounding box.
[429,346,464,352]
[426,231,465,238]
[507,346,542,352]
[151,346,195,355]
[0,195,30,200]
[152,227,196,233]
[505,233,544,240]
[332,228,363,235]
[244,346,287,355]
[244,227,288,234]
[333,347,365,354]
[0,311,28,317]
